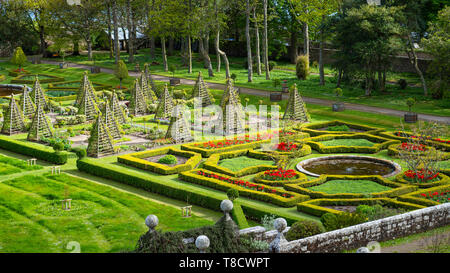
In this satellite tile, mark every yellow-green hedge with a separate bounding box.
[203,149,277,177]
[305,133,399,154]
[181,139,271,158]
[284,175,417,199]
[179,169,310,207]
[397,184,450,207]
[10,73,65,84]
[253,170,308,186]
[297,198,425,217]
[301,120,384,137]
[395,172,450,188]
[250,143,312,158]
[118,147,201,175]
[378,131,450,152]
[387,143,437,158]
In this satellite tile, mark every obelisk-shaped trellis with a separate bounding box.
[154,84,174,120]
[110,90,127,124]
[19,85,36,118]
[282,84,310,123]
[165,107,192,143]
[87,113,115,158]
[220,78,240,109]
[30,76,48,110]
[76,72,98,105]
[102,101,122,139]
[27,102,53,141]
[221,85,245,135]
[129,79,147,116]
[144,63,158,94]
[139,72,157,104]
[191,71,212,107]
[1,95,26,135]
[77,85,99,121]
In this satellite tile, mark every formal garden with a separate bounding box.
[0,0,448,254]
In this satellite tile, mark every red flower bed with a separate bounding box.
[395,132,450,144]
[196,170,293,198]
[194,133,274,149]
[262,169,298,181]
[275,142,298,152]
[398,142,426,152]
[404,169,440,183]
[13,68,26,73]
[420,190,450,203]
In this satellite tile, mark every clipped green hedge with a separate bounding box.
[47,80,112,90]
[179,169,310,207]
[305,133,399,154]
[118,147,202,175]
[387,143,437,158]
[397,184,450,207]
[250,144,312,158]
[378,131,450,152]
[301,120,384,137]
[10,73,65,84]
[395,172,450,188]
[284,175,417,199]
[240,204,311,226]
[253,170,308,187]
[48,95,77,102]
[297,198,425,217]
[203,149,277,177]
[181,139,272,158]
[0,75,5,82]
[231,202,250,229]
[0,135,68,164]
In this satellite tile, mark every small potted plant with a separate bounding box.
[169,64,180,86]
[281,79,289,93]
[332,88,345,112]
[404,97,418,123]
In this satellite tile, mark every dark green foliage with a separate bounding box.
[356,204,405,221]
[268,61,277,71]
[320,212,367,231]
[327,125,350,132]
[285,220,325,241]
[227,188,239,201]
[320,213,339,232]
[295,55,309,80]
[230,203,249,229]
[158,154,178,165]
[52,142,64,152]
[74,148,87,159]
[398,79,408,90]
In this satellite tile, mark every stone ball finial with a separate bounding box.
[145,215,159,230]
[220,199,233,213]
[195,235,210,253]
[273,218,287,233]
[357,247,370,253]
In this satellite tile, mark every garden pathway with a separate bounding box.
[40,60,450,124]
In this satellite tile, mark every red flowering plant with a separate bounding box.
[275,142,298,152]
[398,142,426,152]
[194,132,274,149]
[395,132,450,144]
[420,190,450,204]
[404,169,440,183]
[262,169,298,181]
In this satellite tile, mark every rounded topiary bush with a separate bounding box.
[295,55,310,80]
[158,154,178,165]
[75,148,87,159]
[227,188,239,201]
[285,219,325,241]
[53,142,65,152]
[320,213,338,232]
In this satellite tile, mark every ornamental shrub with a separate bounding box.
[398,79,408,90]
[75,148,87,159]
[227,188,239,201]
[11,47,27,70]
[52,142,65,152]
[295,55,310,80]
[320,212,367,231]
[285,220,325,241]
[327,125,350,132]
[158,154,178,165]
[114,60,128,89]
[320,213,338,232]
[268,61,277,71]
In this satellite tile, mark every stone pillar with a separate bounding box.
[145,214,158,234]
[220,199,233,221]
[269,218,287,253]
[195,235,210,253]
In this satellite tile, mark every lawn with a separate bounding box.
[320,139,376,147]
[309,180,393,194]
[0,173,213,253]
[0,154,43,176]
[218,156,274,172]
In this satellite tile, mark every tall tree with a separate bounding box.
[245,0,253,82]
[263,0,270,80]
[214,0,231,78]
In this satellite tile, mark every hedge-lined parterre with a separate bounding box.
[283,175,417,199]
[378,131,450,152]
[387,143,437,158]
[300,120,384,137]
[181,138,272,158]
[203,149,278,177]
[305,133,399,154]
[179,169,310,207]
[397,184,450,207]
[48,80,112,90]
[253,169,308,186]
[117,147,201,175]
[251,143,312,157]
[296,198,425,217]
[395,172,450,188]
[10,73,65,84]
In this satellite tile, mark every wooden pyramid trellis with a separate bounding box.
[139,72,157,104]
[144,63,158,95]
[76,72,98,105]
[19,85,36,118]
[102,101,122,140]
[221,83,245,136]
[27,102,53,141]
[191,71,212,107]
[129,79,147,116]
[154,84,174,120]
[283,84,310,123]
[110,90,127,124]
[77,83,99,121]
[165,106,192,143]
[1,95,26,135]
[30,76,48,110]
[87,113,115,158]
[220,78,240,109]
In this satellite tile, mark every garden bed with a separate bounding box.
[300,120,384,137]
[10,73,65,84]
[395,172,450,188]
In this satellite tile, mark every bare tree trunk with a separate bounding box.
[168,37,174,56]
[127,0,135,63]
[86,36,93,61]
[215,30,230,78]
[161,37,168,72]
[113,0,120,64]
[263,0,270,80]
[336,68,342,88]
[319,17,325,86]
[407,35,428,96]
[289,31,298,64]
[150,37,155,59]
[304,22,309,57]
[107,3,113,60]
[73,39,80,56]
[215,33,221,73]
[253,7,261,76]
[245,0,253,82]
[199,37,214,77]
[187,36,192,74]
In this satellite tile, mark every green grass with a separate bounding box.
[0,154,43,176]
[320,139,376,147]
[0,173,213,253]
[309,180,393,194]
[218,156,274,172]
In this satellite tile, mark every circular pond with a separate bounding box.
[296,155,401,177]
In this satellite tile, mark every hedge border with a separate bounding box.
[253,170,308,187]
[10,73,65,84]
[250,143,312,158]
[117,147,201,175]
[181,139,272,158]
[377,131,450,152]
[296,198,425,217]
[179,169,310,207]
[284,175,417,199]
[395,172,450,188]
[47,80,112,90]
[203,149,277,177]
[231,202,250,229]
[300,120,384,137]
[305,133,399,154]
[387,143,437,158]
[397,184,450,207]
[0,135,68,165]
